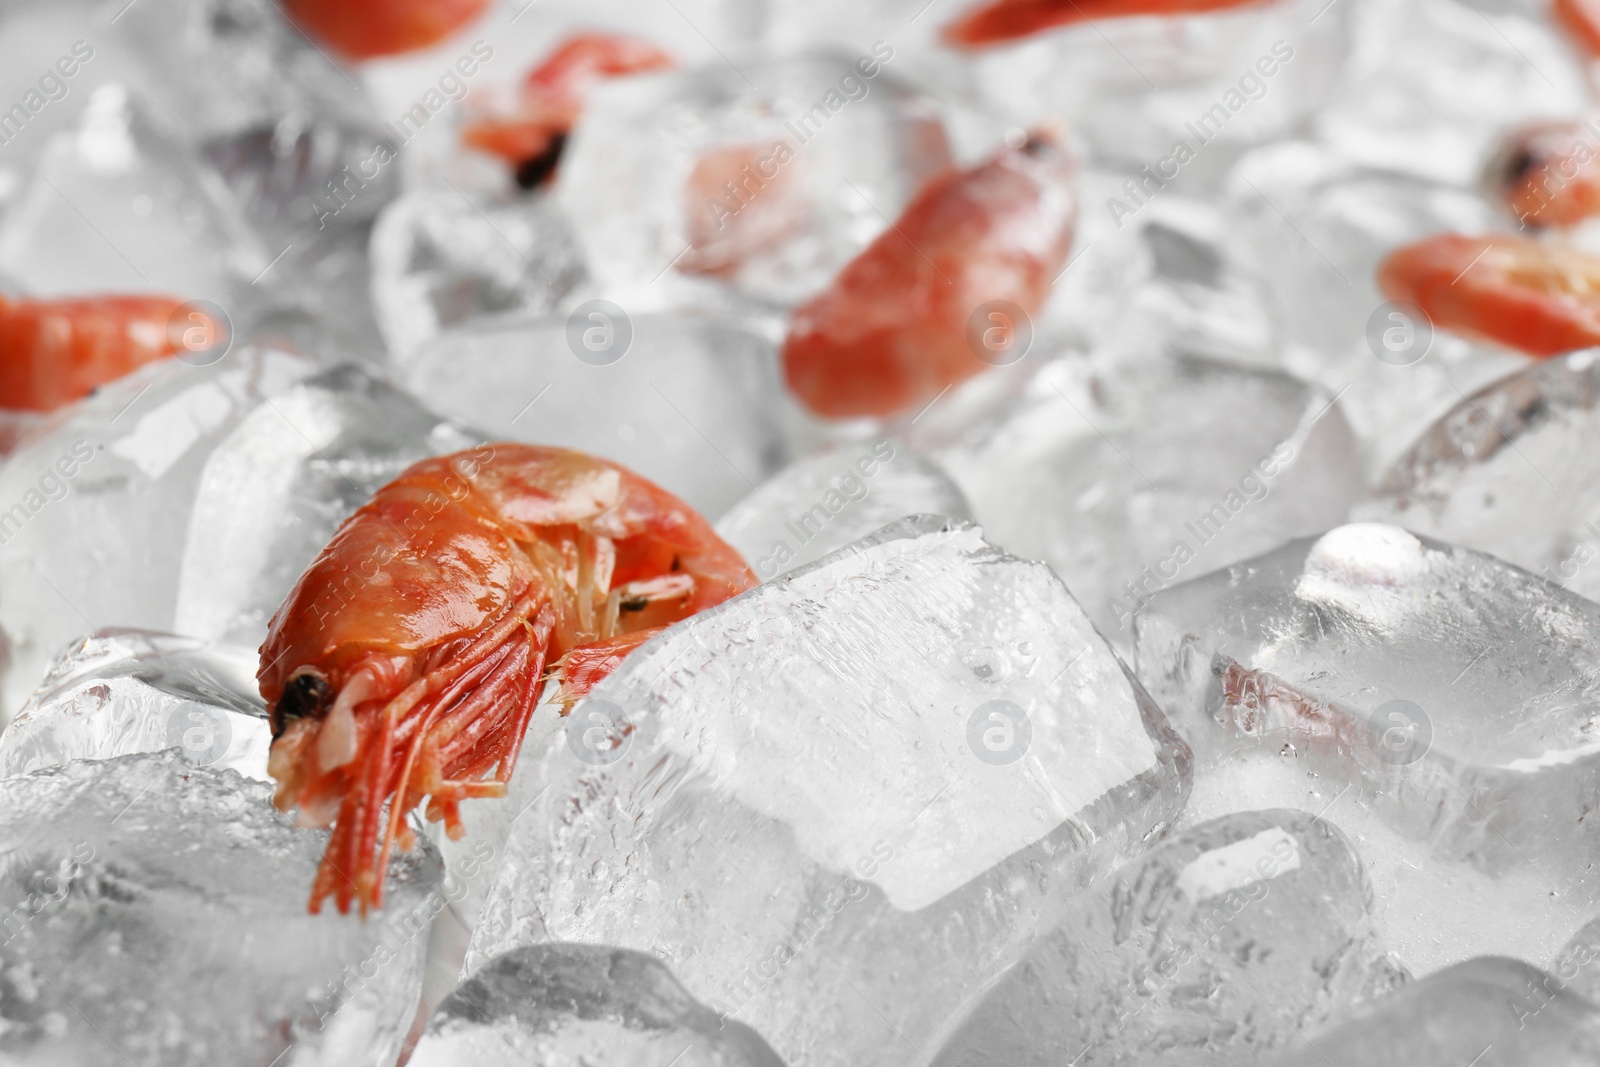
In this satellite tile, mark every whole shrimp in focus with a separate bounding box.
[782,130,1076,420]
[942,0,1273,48]
[463,32,675,188]
[1487,121,1600,229]
[0,294,209,413]
[1378,233,1600,357]
[282,0,487,60]
[259,444,755,915]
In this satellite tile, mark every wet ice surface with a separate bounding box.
[1134,523,1600,971]
[0,750,442,1067]
[409,944,787,1067]
[555,51,953,308]
[469,517,1190,1066]
[175,364,483,650]
[0,629,268,780]
[1265,957,1600,1066]
[936,355,1362,647]
[0,344,314,721]
[395,312,786,517]
[933,809,1401,1067]
[714,438,970,578]
[1359,349,1600,602]
[369,188,585,358]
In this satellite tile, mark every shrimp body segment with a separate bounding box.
[259,444,755,915]
[1377,233,1600,357]
[0,294,193,413]
[462,33,675,187]
[942,0,1272,48]
[781,133,1076,420]
[282,0,487,60]
[1488,121,1600,229]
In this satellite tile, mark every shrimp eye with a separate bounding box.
[273,668,333,739]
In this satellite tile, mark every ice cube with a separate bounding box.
[935,356,1363,649]
[714,438,969,580]
[394,311,786,518]
[933,809,1402,1067]
[1264,956,1600,1066]
[468,516,1191,1067]
[408,944,786,1067]
[0,629,269,780]
[1317,0,1589,187]
[175,364,484,651]
[1223,141,1528,476]
[368,188,585,358]
[962,0,1353,186]
[0,342,315,721]
[0,749,443,1067]
[1134,523,1600,914]
[1358,349,1600,603]
[554,51,953,308]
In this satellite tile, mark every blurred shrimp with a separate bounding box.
[942,0,1273,48]
[1556,0,1600,60]
[282,0,487,60]
[463,32,675,188]
[1486,120,1600,228]
[1378,232,1600,357]
[678,141,804,277]
[782,130,1077,420]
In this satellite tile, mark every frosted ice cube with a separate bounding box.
[369,188,584,358]
[1265,957,1600,1066]
[0,749,443,1067]
[933,809,1402,1067]
[963,0,1352,185]
[469,516,1191,1067]
[409,944,786,1067]
[175,364,484,651]
[394,311,786,517]
[1134,523,1600,905]
[0,342,315,721]
[554,51,953,308]
[0,629,269,780]
[714,438,969,579]
[1358,349,1600,603]
[1317,0,1588,186]
[1223,141,1528,475]
[935,356,1363,648]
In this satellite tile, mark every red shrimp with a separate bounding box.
[1557,0,1600,60]
[258,444,755,915]
[462,32,675,188]
[678,141,804,277]
[1486,120,1600,228]
[942,0,1274,48]
[281,0,487,60]
[0,294,212,413]
[781,131,1076,420]
[1377,233,1600,357]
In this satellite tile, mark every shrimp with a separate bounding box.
[258,444,755,915]
[1486,121,1600,229]
[1556,0,1600,60]
[462,33,675,189]
[942,0,1273,48]
[678,141,804,277]
[781,131,1076,420]
[282,0,487,60]
[1377,233,1600,357]
[0,294,207,413]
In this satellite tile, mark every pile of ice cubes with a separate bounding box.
[2,0,1600,1063]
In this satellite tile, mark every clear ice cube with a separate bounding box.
[0,749,442,1067]
[468,516,1191,1067]
[368,188,584,358]
[0,343,315,720]
[0,629,269,780]
[933,808,1402,1067]
[175,364,484,651]
[554,51,953,308]
[394,312,786,518]
[408,944,786,1067]
[714,438,970,579]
